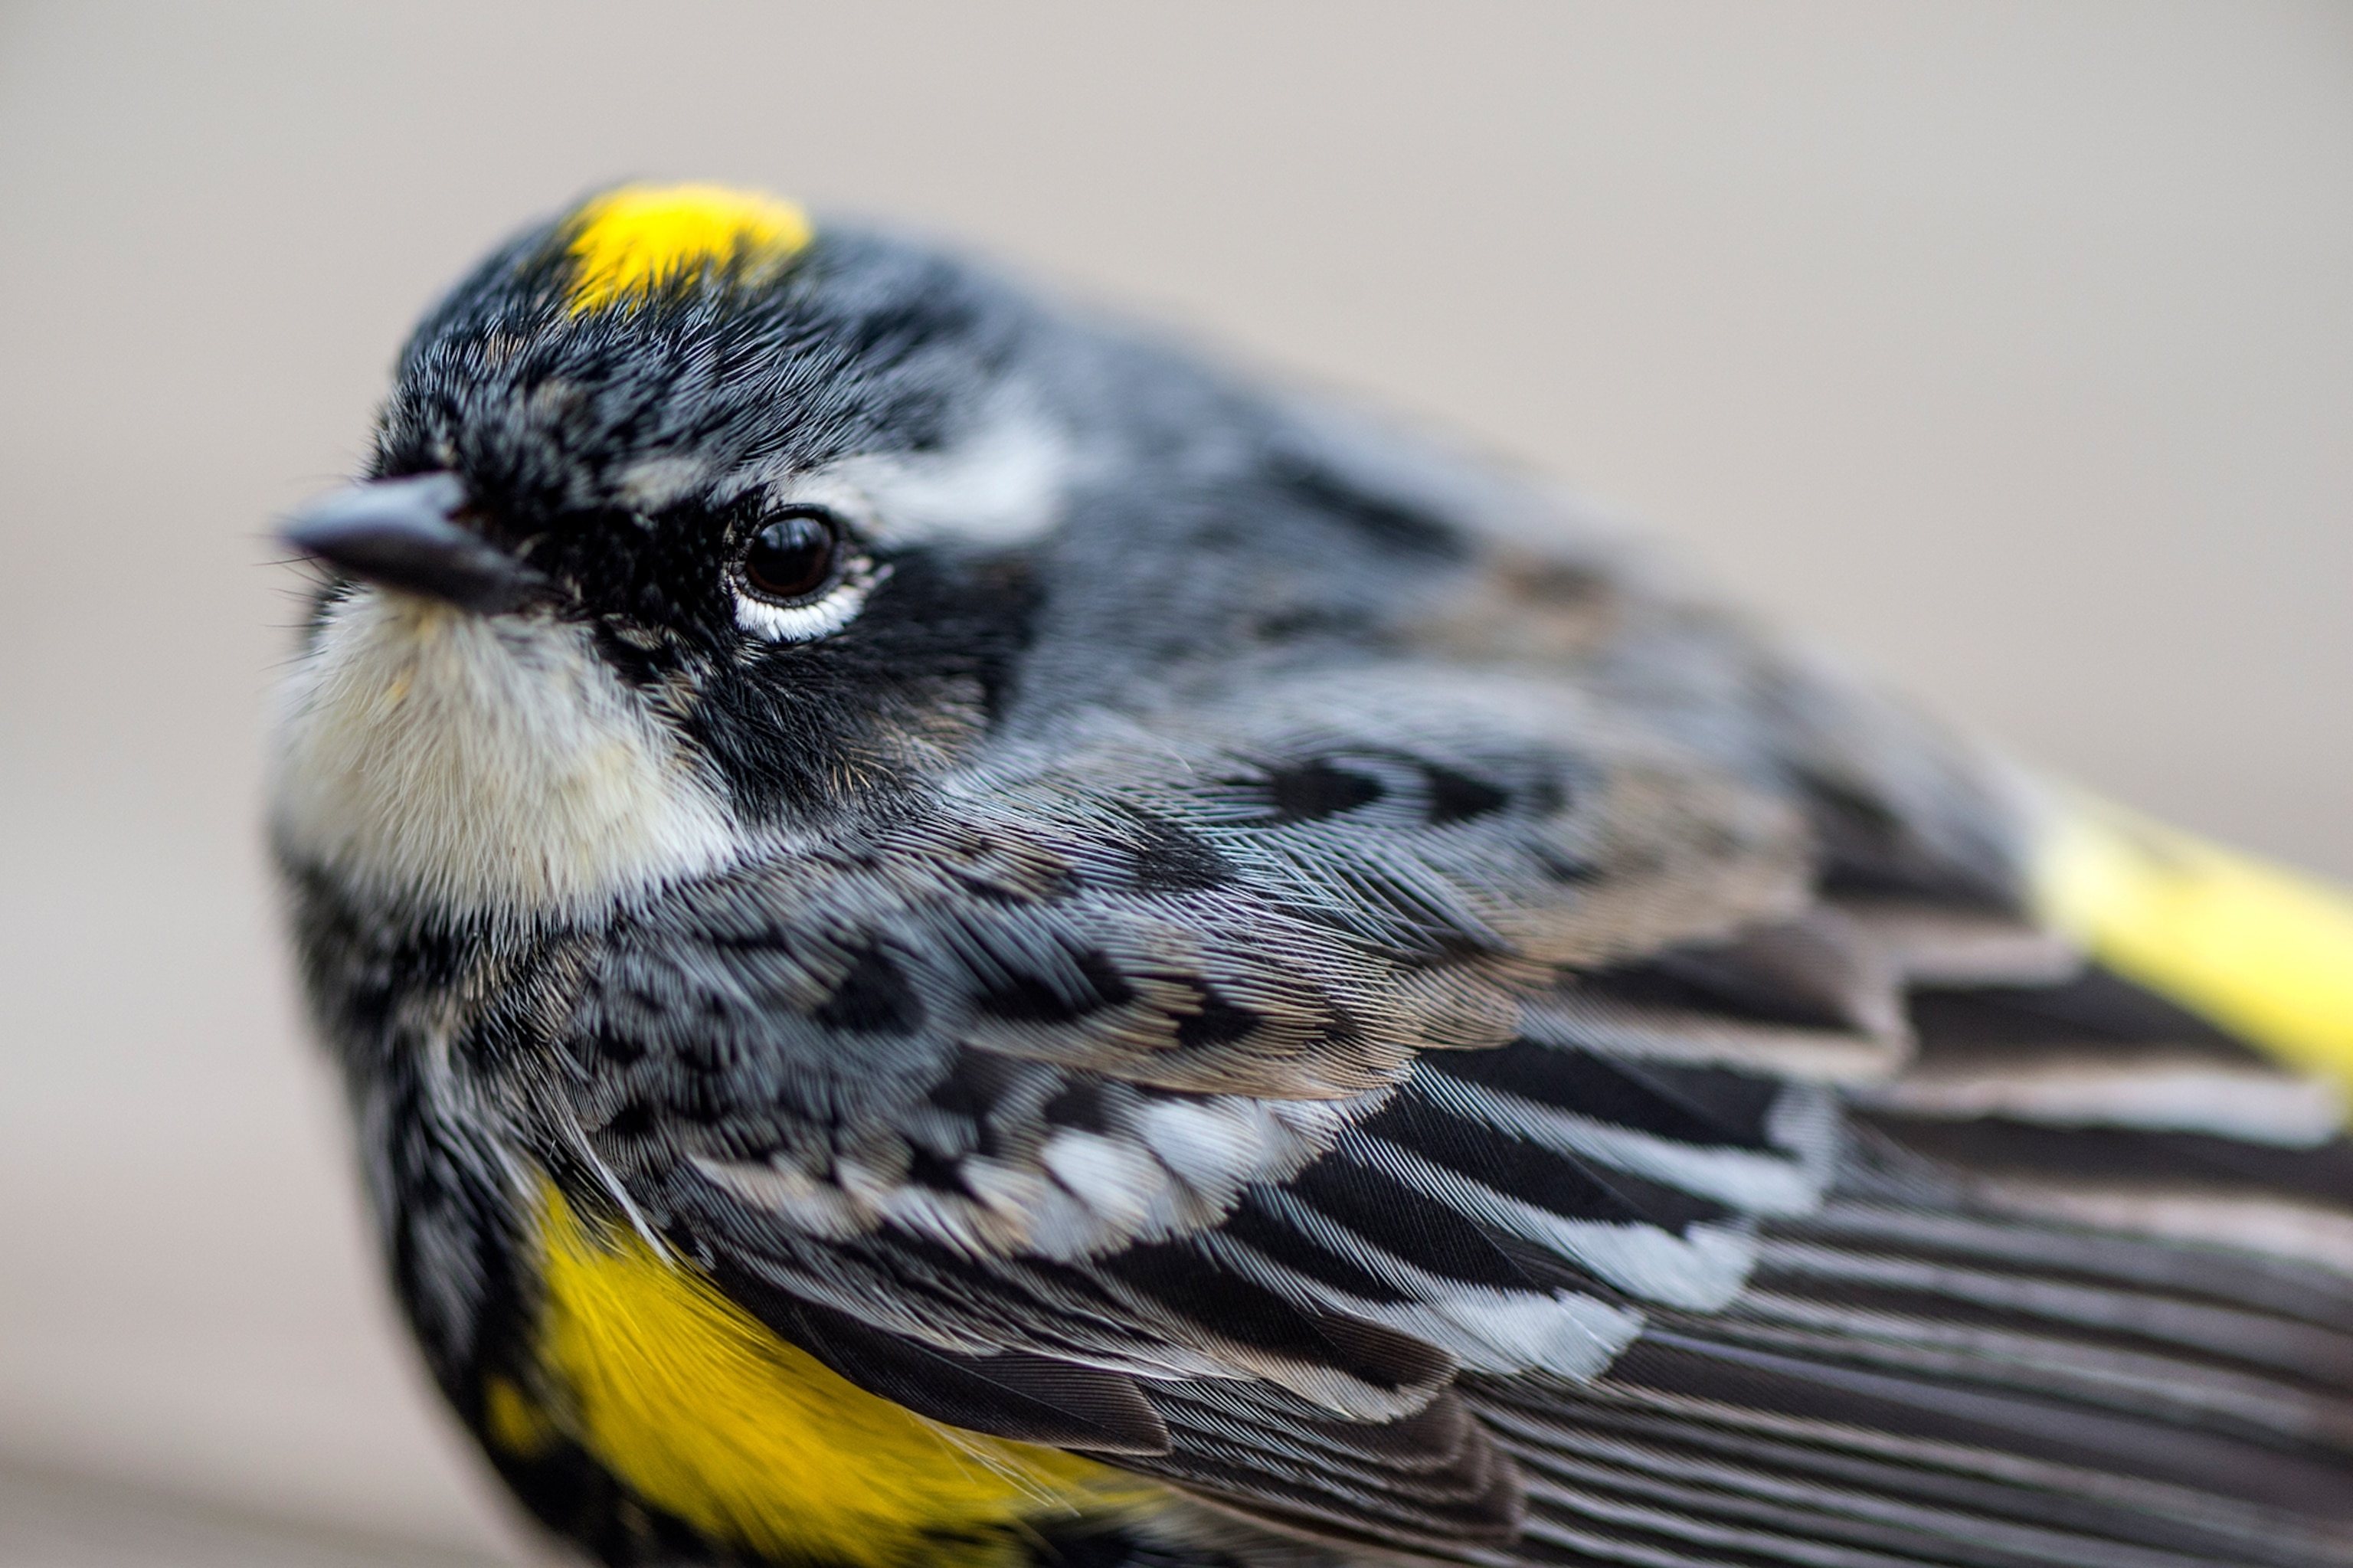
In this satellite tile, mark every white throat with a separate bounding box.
[270,592,738,915]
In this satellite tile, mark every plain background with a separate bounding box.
[2,2,2348,1560]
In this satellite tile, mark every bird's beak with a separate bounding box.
[279,472,543,614]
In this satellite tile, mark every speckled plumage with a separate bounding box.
[273,188,2353,1568]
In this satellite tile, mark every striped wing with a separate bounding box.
[568,523,2353,1565]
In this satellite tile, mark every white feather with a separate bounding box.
[817,395,1075,546]
[1229,1190,1648,1379]
[1424,1072,1829,1219]
[1351,1134,1760,1311]
[270,590,740,915]
[1858,1056,2345,1147]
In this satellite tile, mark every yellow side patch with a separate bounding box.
[529,1185,1148,1568]
[482,1373,558,1458]
[2035,795,2353,1099]
[561,183,813,315]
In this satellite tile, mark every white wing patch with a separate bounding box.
[1226,1187,1648,1379]
[1344,1132,1762,1312]
[1422,1072,1831,1219]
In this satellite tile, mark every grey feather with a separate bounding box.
[271,200,2353,1568]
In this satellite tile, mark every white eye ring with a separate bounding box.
[732,552,886,642]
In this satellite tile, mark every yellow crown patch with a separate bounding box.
[561,184,813,315]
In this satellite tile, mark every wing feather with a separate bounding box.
[542,460,2353,1560]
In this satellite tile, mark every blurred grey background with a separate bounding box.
[2,2,2347,1560]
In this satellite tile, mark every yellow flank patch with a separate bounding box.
[483,1373,558,1458]
[2035,794,2353,1103]
[528,1183,1149,1568]
[561,183,813,315]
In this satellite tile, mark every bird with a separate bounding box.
[270,182,2353,1568]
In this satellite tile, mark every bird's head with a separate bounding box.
[271,184,1088,917]
[270,183,1482,924]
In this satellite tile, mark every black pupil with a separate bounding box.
[743,513,836,601]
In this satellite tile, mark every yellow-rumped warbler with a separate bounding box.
[272,184,2353,1568]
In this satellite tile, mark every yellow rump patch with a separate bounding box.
[524,1185,1149,1568]
[561,183,813,315]
[2035,794,2353,1102]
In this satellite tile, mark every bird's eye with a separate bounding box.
[739,509,841,603]
[728,503,884,643]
